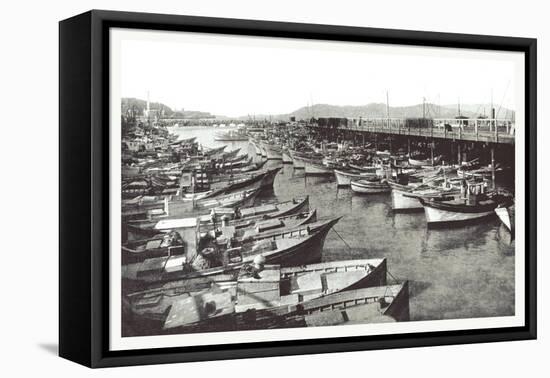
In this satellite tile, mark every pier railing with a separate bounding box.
[309,117,515,144]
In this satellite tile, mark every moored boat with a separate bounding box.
[213,209,318,242]
[122,231,185,265]
[350,179,390,194]
[419,184,513,225]
[408,156,441,167]
[391,186,462,211]
[282,281,410,328]
[261,142,283,160]
[126,196,310,240]
[122,217,341,286]
[214,129,248,141]
[334,168,379,186]
[125,258,388,330]
[293,155,333,175]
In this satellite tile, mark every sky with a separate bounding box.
[115,29,523,117]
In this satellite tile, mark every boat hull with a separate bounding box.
[350,181,390,194]
[391,188,461,211]
[334,169,377,186]
[262,143,283,160]
[420,198,499,225]
[293,156,332,175]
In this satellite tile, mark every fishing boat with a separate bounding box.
[214,212,336,244]
[261,141,283,160]
[126,196,310,240]
[161,187,262,218]
[292,155,333,175]
[350,179,390,194]
[419,183,513,225]
[202,145,227,158]
[126,258,388,330]
[161,281,409,333]
[122,231,185,265]
[391,186,462,211]
[334,168,379,186]
[215,210,317,241]
[122,217,341,286]
[288,149,323,170]
[170,136,197,146]
[408,155,441,167]
[280,282,410,328]
[191,187,260,211]
[219,148,242,161]
[200,167,281,199]
[214,129,248,141]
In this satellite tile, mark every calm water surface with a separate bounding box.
[172,126,515,321]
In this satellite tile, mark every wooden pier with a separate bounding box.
[307,117,515,145]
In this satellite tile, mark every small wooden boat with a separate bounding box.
[122,231,185,265]
[334,168,379,187]
[191,187,260,211]
[122,217,340,286]
[408,156,441,167]
[170,136,197,146]
[391,187,461,211]
[202,145,227,158]
[261,142,283,160]
[201,167,281,199]
[126,258,388,330]
[281,282,410,328]
[350,179,390,194]
[292,155,333,175]
[211,210,317,242]
[214,130,248,141]
[159,282,409,333]
[160,188,262,218]
[288,149,324,170]
[219,148,242,161]
[126,196,310,240]
[419,185,513,225]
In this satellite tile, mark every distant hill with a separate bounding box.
[122,97,514,121]
[121,98,216,119]
[287,103,515,120]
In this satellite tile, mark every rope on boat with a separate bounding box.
[331,228,353,251]
[386,269,400,285]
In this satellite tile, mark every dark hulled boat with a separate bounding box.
[122,217,340,287]
[125,258,388,331]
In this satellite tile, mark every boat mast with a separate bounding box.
[386,91,391,153]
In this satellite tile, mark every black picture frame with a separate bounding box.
[59,9,537,368]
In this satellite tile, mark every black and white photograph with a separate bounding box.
[110,27,526,350]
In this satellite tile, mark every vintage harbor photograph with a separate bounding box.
[113,29,523,345]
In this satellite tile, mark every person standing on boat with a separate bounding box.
[210,208,217,227]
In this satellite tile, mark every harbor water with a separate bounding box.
[171,126,515,322]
